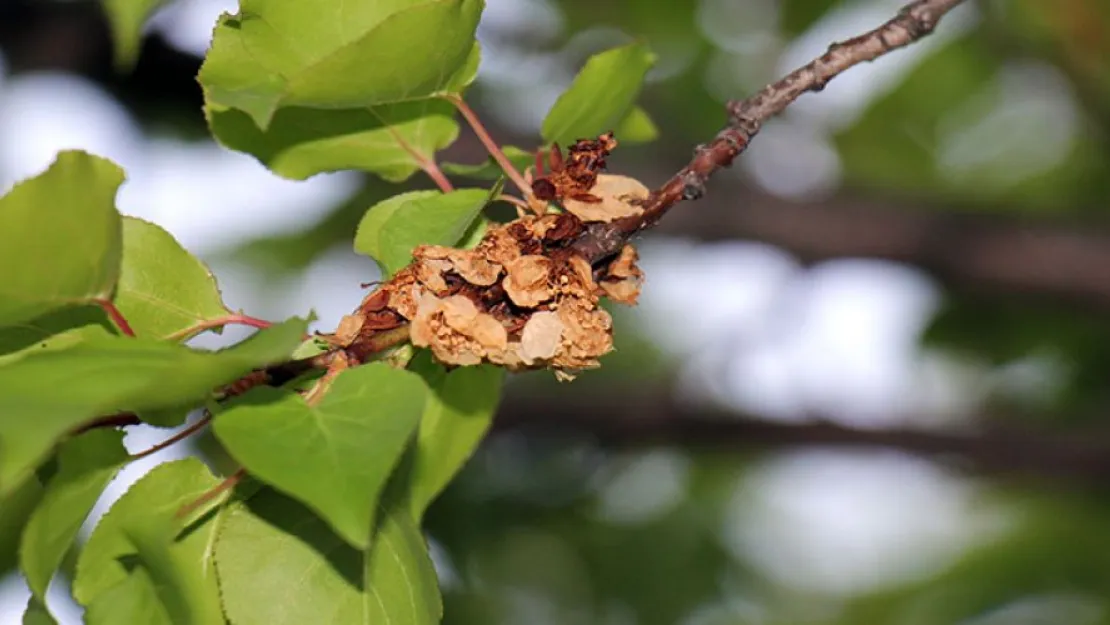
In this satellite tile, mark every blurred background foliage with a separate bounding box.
[5,0,1110,623]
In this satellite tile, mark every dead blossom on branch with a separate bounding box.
[332,134,648,380]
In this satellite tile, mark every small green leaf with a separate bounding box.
[73,459,224,609]
[781,0,842,35]
[613,106,659,144]
[100,0,172,71]
[441,145,535,180]
[115,217,228,340]
[354,188,490,276]
[122,519,227,625]
[20,429,129,600]
[542,43,656,146]
[443,42,482,93]
[406,350,504,519]
[198,0,484,130]
[0,306,112,357]
[21,597,57,625]
[213,364,427,547]
[208,98,460,183]
[0,151,124,327]
[216,488,442,625]
[0,318,306,494]
[0,476,44,574]
[84,568,171,625]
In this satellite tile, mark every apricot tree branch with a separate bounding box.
[280,0,971,379]
[570,0,968,263]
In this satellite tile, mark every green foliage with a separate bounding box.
[116,217,228,339]
[20,429,129,600]
[780,0,842,35]
[354,188,493,276]
[201,0,483,183]
[0,477,43,574]
[7,0,671,620]
[0,318,306,492]
[613,106,660,144]
[74,459,225,622]
[21,597,56,625]
[542,43,657,146]
[216,488,442,625]
[199,0,483,129]
[442,145,534,181]
[0,151,123,327]
[404,351,504,520]
[100,0,172,70]
[214,364,427,547]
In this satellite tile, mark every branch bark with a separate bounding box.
[495,390,1110,484]
[571,0,969,263]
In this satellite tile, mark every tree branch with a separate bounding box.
[495,390,1110,484]
[656,187,1110,312]
[571,0,969,263]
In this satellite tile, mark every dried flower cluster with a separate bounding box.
[332,134,649,379]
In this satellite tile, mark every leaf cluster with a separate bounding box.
[0,0,658,621]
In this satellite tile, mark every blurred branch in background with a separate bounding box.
[496,388,1110,484]
[658,187,1110,313]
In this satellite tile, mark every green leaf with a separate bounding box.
[781,0,841,35]
[613,106,659,144]
[0,476,44,574]
[441,145,534,180]
[22,597,57,625]
[405,350,504,519]
[20,429,129,600]
[100,0,172,71]
[354,188,490,276]
[213,363,427,547]
[114,217,228,340]
[0,318,306,494]
[216,488,442,625]
[198,0,484,130]
[541,43,656,146]
[208,98,461,183]
[0,151,124,327]
[0,306,112,357]
[122,519,226,625]
[73,458,224,614]
[84,568,171,625]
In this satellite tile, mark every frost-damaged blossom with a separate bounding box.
[598,244,644,305]
[410,293,507,366]
[562,174,649,223]
[337,133,646,380]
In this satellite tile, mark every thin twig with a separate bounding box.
[94,299,135,337]
[131,412,212,460]
[166,312,274,342]
[177,467,244,519]
[570,0,968,262]
[418,157,455,193]
[442,93,532,197]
